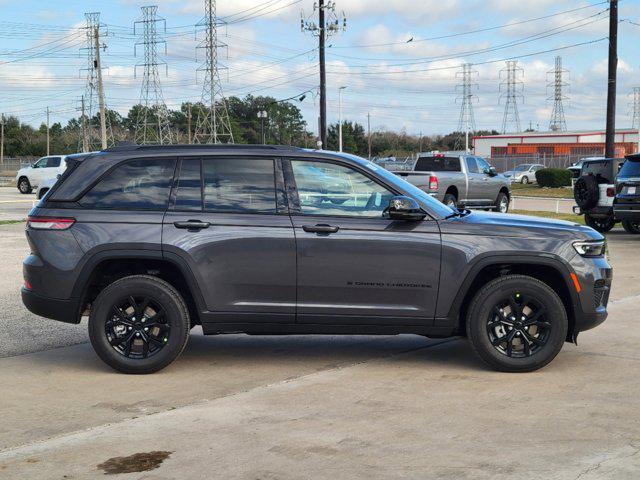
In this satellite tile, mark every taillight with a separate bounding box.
[606,187,615,197]
[24,280,32,290]
[27,216,75,230]
[429,175,439,191]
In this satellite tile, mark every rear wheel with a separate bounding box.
[88,275,190,374]
[494,192,509,213]
[585,213,615,233]
[466,275,568,372]
[443,193,457,209]
[18,177,32,194]
[622,219,640,234]
[521,176,529,184]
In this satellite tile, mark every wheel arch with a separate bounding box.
[72,250,206,326]
[446,255,577,341]
[445,185,458,199]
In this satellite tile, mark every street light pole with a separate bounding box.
[338,86,346,152]
[257,110,267,144]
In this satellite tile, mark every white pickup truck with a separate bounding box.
[391,153,512,212]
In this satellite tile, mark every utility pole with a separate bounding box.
[499,60,524,133]
[134,5,173,145]
[94,27,107,149]
[605,0,618,158]
[46,107,50,156]
[367,113,371,159]
[419,130,423,153]
[301,1,346,149]
[548,56,569,132]
[187,103,193,144]
[338,86,346,152]
[80,96,89,152]
[456,63,478,151]
[194,0,234,144]
[257,110,267,144]
[0,114,4,165]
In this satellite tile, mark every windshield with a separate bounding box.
[514,164,531,171]
[338,153,456,218]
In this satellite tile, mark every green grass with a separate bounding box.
[510,209,585,224]
[0,219,25,225]
[511,183,573,199]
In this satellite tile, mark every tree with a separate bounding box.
[326,121,367,155]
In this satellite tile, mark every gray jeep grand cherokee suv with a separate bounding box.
[22,145,612,374]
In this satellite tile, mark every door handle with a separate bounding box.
[302,224,339,234]
[173,220,211,231]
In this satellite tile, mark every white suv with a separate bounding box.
[16,156,68,194]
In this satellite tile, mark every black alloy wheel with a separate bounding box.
[486,292,551,358]
[106,295,170,359]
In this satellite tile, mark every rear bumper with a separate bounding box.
[613,204,640,221]
[21,287,81,324]
[573,206,613,219]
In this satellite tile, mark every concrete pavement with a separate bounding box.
[0,230,639,478]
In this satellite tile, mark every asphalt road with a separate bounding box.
[0,223,639,478]
[0,187,37,221]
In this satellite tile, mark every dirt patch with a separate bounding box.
[97,451,172,475]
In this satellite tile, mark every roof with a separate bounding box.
[473,129,639,140]
[103,143,305,153]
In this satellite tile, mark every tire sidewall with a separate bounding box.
[467,277,568,372]
[18,178,31,194]
[88,276,189,374]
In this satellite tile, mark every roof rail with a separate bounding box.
[102,144,304,153]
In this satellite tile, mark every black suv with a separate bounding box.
[22,145,612,374]
[613,153,640,234]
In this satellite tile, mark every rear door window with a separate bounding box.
[174,158,202,211]
[80,158,176,210]
[202,158,276,214]
[465,157,479,173]
[414,156,461,172]
[46,157,61,168]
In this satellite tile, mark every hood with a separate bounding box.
[441,210,603,241]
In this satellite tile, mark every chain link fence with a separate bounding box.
[489,154,585,173]
[0,158,36,186]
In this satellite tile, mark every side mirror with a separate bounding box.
[485,166,498,176]
[383,196,426,221]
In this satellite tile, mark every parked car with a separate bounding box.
[613,153,640,234]
[393,152,511,212]
[22,145,611,374]
[36,176,59,200]
[573,157,625,232]
[16,155,68,194]
[502,164,545,184]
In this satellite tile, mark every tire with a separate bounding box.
[88,275,190,374]
[622,219,640,234]
[494,192,509,213]
[584,213,615,233]
[466,274,568,372]
[521,176,529,184]
[18,177,32,194]
[574,175,599,210]
[443,193,457,209]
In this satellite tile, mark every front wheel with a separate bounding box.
[466,275,568,372]
[584,213,615,233]
[18,178,32,194]
[622,219,640,234]
[521,176,529,184]
[88,275,190,374]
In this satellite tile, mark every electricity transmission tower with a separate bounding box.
[134,5,173,145]
[79,12,113,151]
[630,87,640,129]
[499,60,524,134]
[456,63,478,152]
[301,1,346,148]
[547,56,569,132]
[193,0,234,144]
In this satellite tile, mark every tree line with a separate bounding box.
[1,94,498,159]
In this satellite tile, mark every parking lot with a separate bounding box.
[0,210,639,478]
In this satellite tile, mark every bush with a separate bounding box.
[535,168,572,188]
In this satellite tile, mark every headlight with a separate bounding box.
[573,240,605,257]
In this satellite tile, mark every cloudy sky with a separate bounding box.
[0,0,639,136]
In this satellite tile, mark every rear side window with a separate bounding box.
[618,159,640,177]
[80,158,176,210]
[465,157,479,173]
[203,158,276,213]
[46,157,61,168]
[414,156,461,172]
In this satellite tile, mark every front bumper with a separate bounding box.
[570,255,612,335]
[21,287,81,324]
